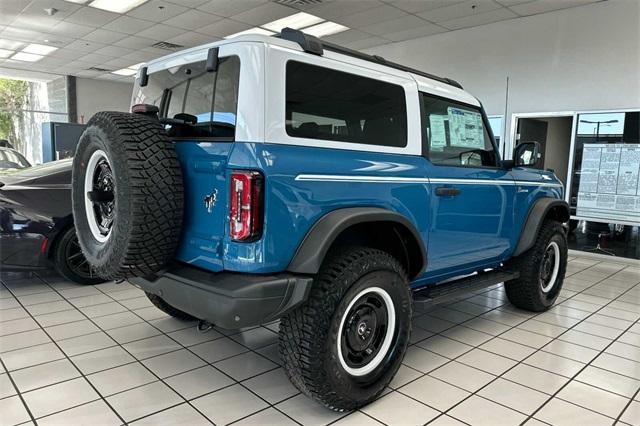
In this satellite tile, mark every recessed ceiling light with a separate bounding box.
[0,39,24,50]
[262,12,324,32]
[23,43,58,55]
[303,21,349,38]
[224,27,275,39]
[0,49,14,59]
[111,68,137,76]
[89,0,148,14]
[11,52,44,62]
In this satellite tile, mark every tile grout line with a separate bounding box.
[422,260,637,424]
[0,277,129,426]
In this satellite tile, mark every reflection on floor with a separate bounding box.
[1,254,639,425]
[568,221,640,260]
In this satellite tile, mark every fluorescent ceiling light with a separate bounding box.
[0,49,13,58]
[111,68,137,76]
[263,12,324,32]
[23,43,58,55]
[303,21,349,38]
[128,62,144,70]
[89,0,148,14]
[0,39,24,50]
[11,52,44,62]
[224,27,274,39]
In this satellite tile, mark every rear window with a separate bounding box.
[132,56,240,139]
[285,61,407,148]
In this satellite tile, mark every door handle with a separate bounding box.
[435,187,461,197]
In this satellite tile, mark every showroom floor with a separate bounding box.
[1,254,639,426]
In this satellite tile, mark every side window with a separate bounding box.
[286,61,407,148]
[421,93,498,167]
[135,56,240,139]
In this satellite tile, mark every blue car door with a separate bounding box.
[418,92,515,278]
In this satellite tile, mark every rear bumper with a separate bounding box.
[128,263,313,329]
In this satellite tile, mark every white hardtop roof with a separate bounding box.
[141,34,480,107]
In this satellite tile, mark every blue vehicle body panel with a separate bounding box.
[172,140,564,290]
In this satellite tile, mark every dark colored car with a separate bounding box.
[0,159,104,285]
[0,146,31,171]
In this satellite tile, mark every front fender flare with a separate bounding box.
[287,207,426,277]
[513,198,570,257]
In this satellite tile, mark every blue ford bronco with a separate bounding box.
[72,29,569,411]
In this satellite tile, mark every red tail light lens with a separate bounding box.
[230,170,263,241]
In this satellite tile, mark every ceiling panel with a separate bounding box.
[440,7,518,30]
[163,9,223,30]
[509,0,597,16]
[0,0,604,79]
[126,1,188,22]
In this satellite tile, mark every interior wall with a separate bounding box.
[540,117,573,184]
[75,78,133,123]
[364,0,640,149]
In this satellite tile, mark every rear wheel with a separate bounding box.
[505,220,568,311]
[53,227,105,285]
[279,247,412,411]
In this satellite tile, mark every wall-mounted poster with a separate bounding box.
[576,143,640,223]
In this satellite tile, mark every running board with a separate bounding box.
[413,270,519,306]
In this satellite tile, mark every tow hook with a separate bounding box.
[197,320,214,333]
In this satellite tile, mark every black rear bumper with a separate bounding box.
[128,264,313,329]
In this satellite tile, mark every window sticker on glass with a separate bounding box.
[429,115,447,150]
[447,107,484,149]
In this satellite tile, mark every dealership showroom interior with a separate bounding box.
[2,0,640,425]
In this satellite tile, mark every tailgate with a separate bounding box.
[174,142,232,272]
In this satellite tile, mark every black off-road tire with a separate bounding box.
[505,220,567,311]
[72,111,183,280]
[145,292,196,321]
[53,227,105,285]
[279,247,412,411]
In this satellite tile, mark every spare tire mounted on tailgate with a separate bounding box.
[72,111,183,279]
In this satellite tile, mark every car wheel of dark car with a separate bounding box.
[71,111,184,280]
[279,246,412,411]
[54,227,105,285]
[505,220,568,311]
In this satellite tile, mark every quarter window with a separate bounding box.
[421,93,498,167]
[286,61,407,148]
[132,56,240,139]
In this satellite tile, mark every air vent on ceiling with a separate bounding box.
[273,0,323,6]
[87,67,112,72]
[152,41,184,50]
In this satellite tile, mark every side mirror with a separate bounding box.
[460,150,483,167]
[514,141,542,167]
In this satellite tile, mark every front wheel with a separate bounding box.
[505,220,568,311]
[279,247,412,411]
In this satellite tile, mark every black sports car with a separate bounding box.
[0,159,104,285]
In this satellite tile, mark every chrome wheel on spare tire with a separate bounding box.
[72,111,184,280]
[84,150,115,243]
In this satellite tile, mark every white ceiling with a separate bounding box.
[0,0,603,82]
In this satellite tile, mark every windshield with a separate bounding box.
[0,148,31,169]
[132,56,240,139]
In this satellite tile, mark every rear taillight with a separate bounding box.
[229,170,263,241]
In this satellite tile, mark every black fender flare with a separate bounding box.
[287,207,427,277]
[513,198,570,257]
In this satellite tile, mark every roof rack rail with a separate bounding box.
[277,27,463,89]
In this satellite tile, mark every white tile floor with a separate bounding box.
[1,254,639,426]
